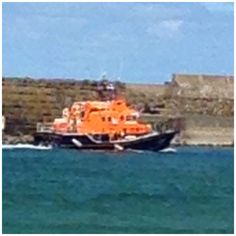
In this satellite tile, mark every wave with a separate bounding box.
[2,144,52,150]
[159,147,177,153]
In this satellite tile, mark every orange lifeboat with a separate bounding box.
[35,80,177,151]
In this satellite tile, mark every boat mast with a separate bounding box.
[96,76,117,101]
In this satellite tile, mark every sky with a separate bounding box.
[2,2,234,83]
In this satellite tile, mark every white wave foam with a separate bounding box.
[2,144,52,150]
[127,149,144,153]
[159,147,177,153]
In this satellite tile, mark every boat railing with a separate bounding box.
[36,122,53,133]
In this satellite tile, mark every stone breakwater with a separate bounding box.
[2,74,234,146]
[3,134,34,145]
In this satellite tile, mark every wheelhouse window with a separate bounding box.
[80,111,85,118]
[126,115,137,121]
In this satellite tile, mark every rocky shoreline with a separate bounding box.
[3,134,34,145]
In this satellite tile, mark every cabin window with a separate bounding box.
[90,108,99,113]
[120,115,124,121]
[80,111,85,118]
[126,115,136,121]
[108,116,111,122]
[102,117,105,122]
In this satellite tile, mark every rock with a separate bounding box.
[3,134,34,144]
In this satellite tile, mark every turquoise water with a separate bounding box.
[2,147,234,233]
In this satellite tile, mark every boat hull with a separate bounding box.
[34,131,177,152]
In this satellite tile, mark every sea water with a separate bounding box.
[2,147,234,233]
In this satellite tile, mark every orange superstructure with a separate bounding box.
[53,98,152,138]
